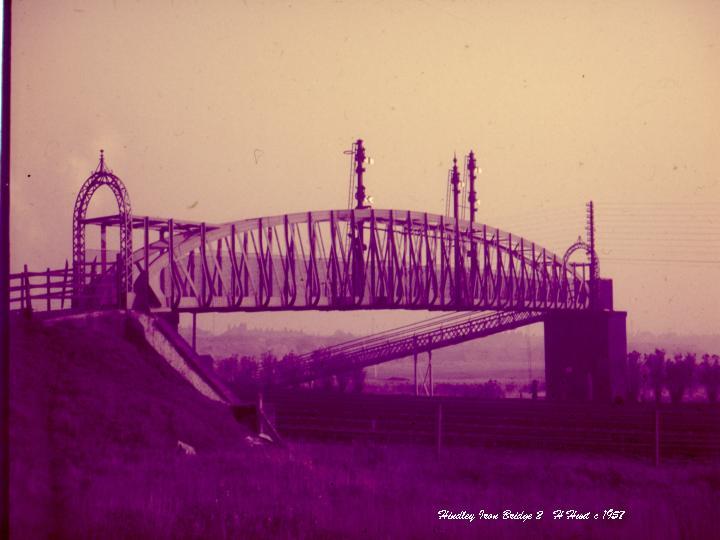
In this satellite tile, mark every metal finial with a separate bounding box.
[451,154,460,178]
[95,149,109,174]
[467,150,476,174]
[94,149,103,173]
[451,154,460,187]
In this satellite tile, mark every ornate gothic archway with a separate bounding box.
[72,150,132,305]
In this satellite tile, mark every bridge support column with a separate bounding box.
[544,310,627,402]
[413,335,419,396]
[428,349,433,397]
[414,351,418,396]
[192,313,197,352]
[100,224,107,274]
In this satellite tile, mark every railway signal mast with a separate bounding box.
[467,151,479,294]
[450,155,465,305]
[346,139,374,300]
[346,139,374,210]
[354,139,368,209]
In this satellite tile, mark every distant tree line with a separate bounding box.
[627,350,720,404]
[213,348,720,404]
[215,351,366,397]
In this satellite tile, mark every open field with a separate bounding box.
[9,314,720,539]
[48,442,720,540]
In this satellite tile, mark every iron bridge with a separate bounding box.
[10,147,600,315]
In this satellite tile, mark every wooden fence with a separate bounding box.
[8,259,120,313]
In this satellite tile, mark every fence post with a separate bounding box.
[413,336,418,396]
[116,254,123,309]
[428,348,433,397]
[18,272,24,311]
[23,264,31,315]
[60,260,68,309]
[46,267,50,312]
[655,408,660,466]
[436,402,443,458]
[257,391,264,436]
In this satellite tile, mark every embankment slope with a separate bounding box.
[10,312,249,538]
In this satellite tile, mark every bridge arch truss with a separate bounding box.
[145,208,590,312]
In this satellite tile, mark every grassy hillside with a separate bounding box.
[9,313,251,538]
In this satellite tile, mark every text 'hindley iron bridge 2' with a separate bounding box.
[10,141,628,401]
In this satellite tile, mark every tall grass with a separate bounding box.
[61,443,719,540]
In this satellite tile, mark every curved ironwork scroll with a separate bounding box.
[562,236,598,273]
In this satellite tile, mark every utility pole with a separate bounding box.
[0,1,12,537]
[413,335,418,396]
[586,201,598,309]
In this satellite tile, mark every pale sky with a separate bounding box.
[10,0,720,335]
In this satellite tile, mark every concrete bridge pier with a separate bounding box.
[544,310,628,402]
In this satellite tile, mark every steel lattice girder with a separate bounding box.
[143,208,590,313]
[276,310,545,385]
